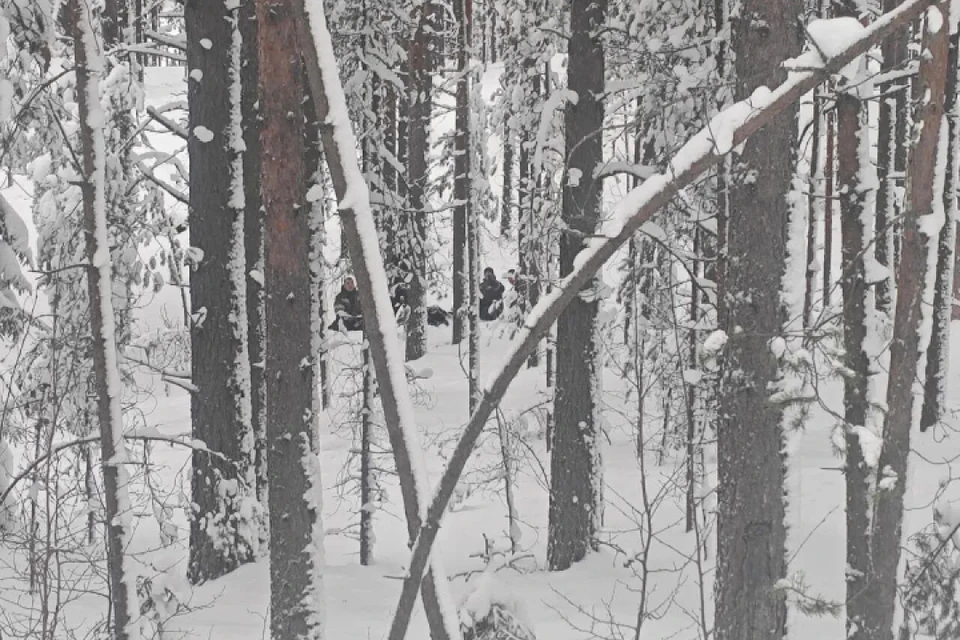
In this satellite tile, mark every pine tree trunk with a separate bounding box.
[452,0,471,345]
[867,6,949,639]
[405,4,434,361]
[920,26,959,431]
[714,0,800,637]
[803,89,822,328]
[823,107,835,308]
[186,0,258,584]
[875,0,909,314]
[501,114,513,236]
[240,0,268,512]
[73,0,139,634]
[836,63,872,640]
[257,0,325,636]
[547,0,605,572]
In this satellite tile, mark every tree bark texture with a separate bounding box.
[240,0,269,513]
[868,5,949,639]
[714,1,801,638]
[836,78,872,640]
[186,0,257,584]
[74,1,138,635]
[404,4,434,361]
[258,0,325,637]
[920,26,959,431]
[876,0,909,314]
[452,0,472,345]
[547,0,606,572]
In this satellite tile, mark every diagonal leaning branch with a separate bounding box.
[381,0,936,638]
[292,1,460,638]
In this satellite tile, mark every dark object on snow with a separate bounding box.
[428,305,450,326]
[479,267,505,321]
[331,275,363,331]
[461,602,536,640]
[390,275,409,313]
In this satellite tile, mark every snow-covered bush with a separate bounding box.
[459,573,536,640]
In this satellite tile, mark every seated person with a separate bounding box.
[479,267,505,321]
[332,275,363,331]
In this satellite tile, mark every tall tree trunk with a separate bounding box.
[240,0,268,513]
[547,0,606,572]
[452,0,472,345]
[804,89,822,328]
[823,107,835,308]
[876,0,909,314]
[74,1,139,635]
[714,0,800,637]
[360,342,375,565]
[257,0,325,636]
[868,6,949,639]
[501,108,514,236]
[921,25,959,431]
[835,45,873,638]
[186,0,258,584]
[405,4,434,361]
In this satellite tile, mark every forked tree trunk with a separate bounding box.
[868,5,949,639]
[257,0,324,636]
[73,0,139,635]
[714,0,800,637]
[548,0,606,572]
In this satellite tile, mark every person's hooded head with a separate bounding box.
[483,267,495,280]
[506,269,517,285]
[343,275,356,292]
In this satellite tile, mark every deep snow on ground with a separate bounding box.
[2,63,960,640]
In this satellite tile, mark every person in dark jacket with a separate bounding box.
[479,267,505,321]
[333,275,363,331]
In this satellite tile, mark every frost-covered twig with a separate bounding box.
[135,160,188,205]
[0,432,225,508]
[145,106,189,141]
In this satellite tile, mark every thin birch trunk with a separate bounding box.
[74,0,139,634]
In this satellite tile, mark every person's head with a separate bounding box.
[506,269,516,285]
[483,267,495,280]
[343,276,356,291]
